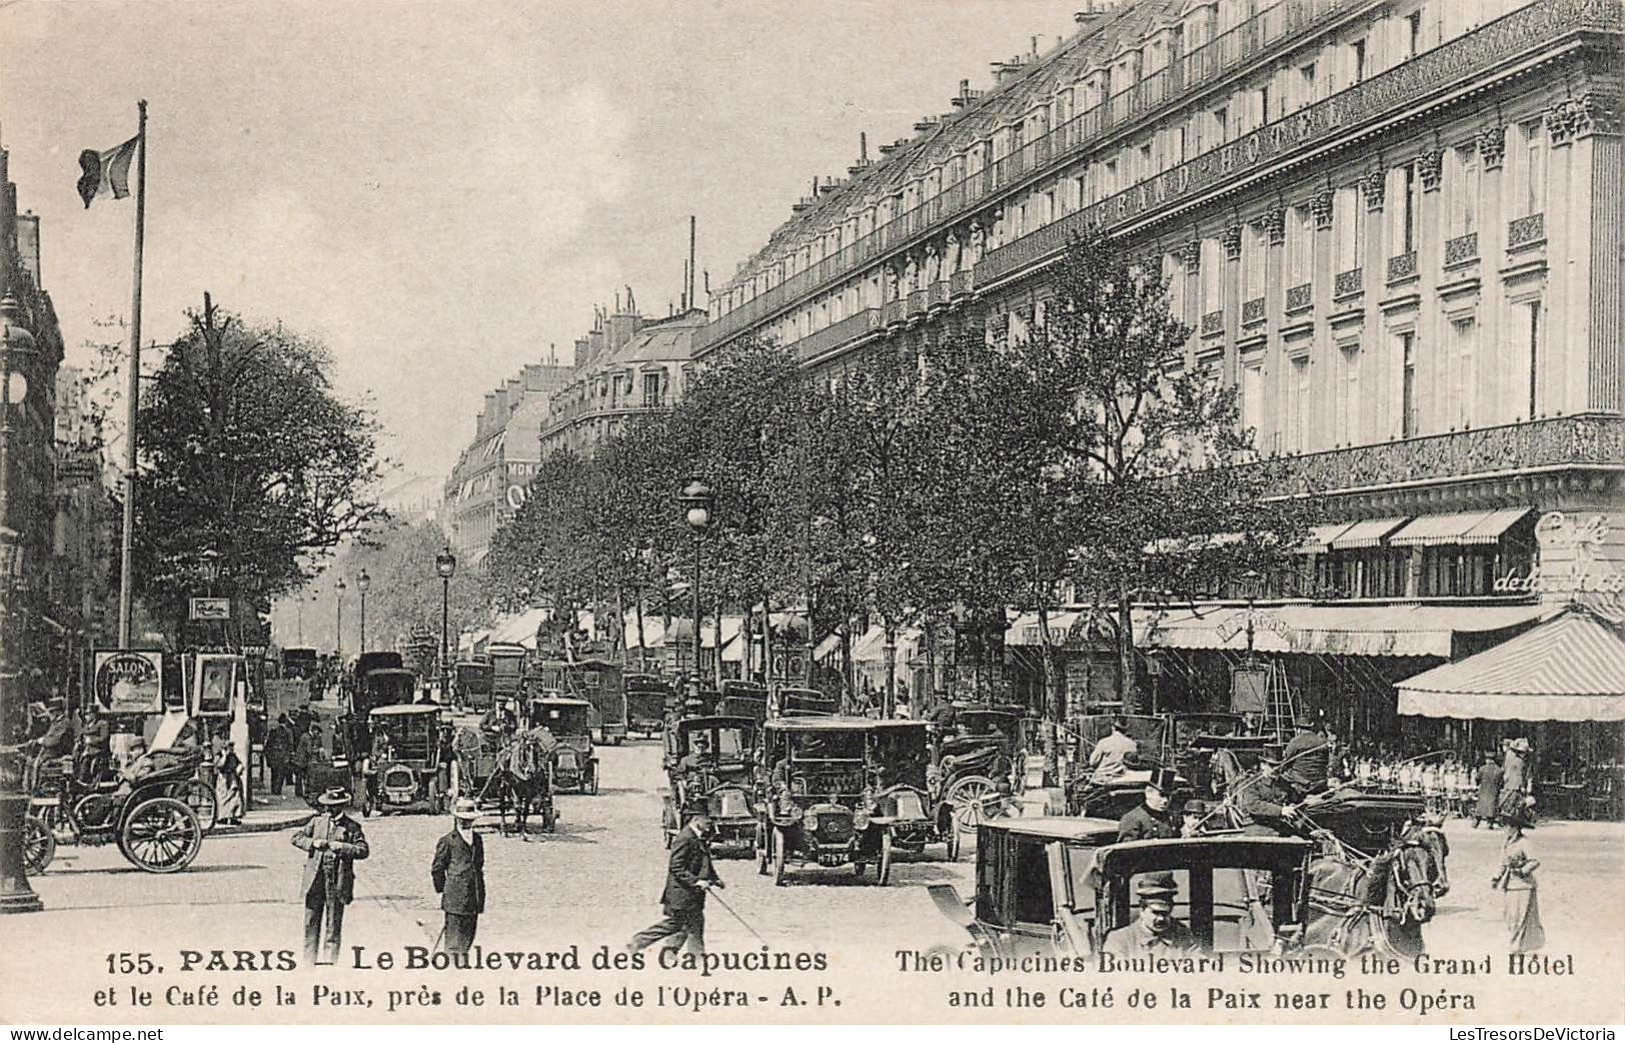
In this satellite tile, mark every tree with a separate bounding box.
[344,518,487,655]
[133,296,385,639]
[1025,233,1310,712]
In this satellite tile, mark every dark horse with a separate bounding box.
[480,729,556,838]
[1301,832,1438,957]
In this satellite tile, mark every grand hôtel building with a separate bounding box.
[696,0,1624,792]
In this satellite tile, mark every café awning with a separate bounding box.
[1330,517,1409,549]
[1396,608,1625,721]
[1388,508,1532,547]
[1295,522,1356,555]
[1137,601,1551,658]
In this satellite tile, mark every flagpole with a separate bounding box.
[117,100,146,648]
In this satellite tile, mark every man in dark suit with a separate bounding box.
[627,812,721,956]
[291,787,370,965]
[1118,768,1182,841]
[432,798,487,955]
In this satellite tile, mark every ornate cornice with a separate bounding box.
[1478,125,1506,170]
[1361,170,1386,212]
[1417,149,1443,192]
[1221,224,1243,261]
[1311,192,1334,231]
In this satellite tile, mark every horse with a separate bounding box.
[479,728,555,838]
[1301,832,1438,957]
[1209,748,1251,801]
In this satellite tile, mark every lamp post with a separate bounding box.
[435,548,456,702]
[335,578,346,664]
[0,295,42,913]
[356,569,370,653]
[678,480,714,696]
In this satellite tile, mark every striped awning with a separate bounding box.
[1330,517,1409,549]
[1296,521,1357,554]
[1138,601,1550,658]
[1396,609,1625,721]
[1389,508,1532,547]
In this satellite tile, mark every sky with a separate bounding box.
[0,0,1080,482]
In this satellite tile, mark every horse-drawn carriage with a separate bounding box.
[625,673,674,738]
[24,745,207,875]
[757,717,898,885]
[930,817,1315,960]
[453,660,494,712]
[527,697,598,794]
[662,714,759,854]
[363,703,451,814]
[934,706,1027,833]
[452,724,557,834]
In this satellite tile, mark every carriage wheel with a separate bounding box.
[120,797,202,874]
[772,827,787,887]
[181,779,218,834]
[947,776,1001,834]
[23,815,55,875]
[877,830,894,886]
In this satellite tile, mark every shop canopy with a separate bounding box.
[1387,507,1531,547]
[1396,608,1625,721]
[1329,517,1410,549]
[487,606,550,648]
[1135,601,1550,658]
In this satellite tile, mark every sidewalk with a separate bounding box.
[214,790,314,835]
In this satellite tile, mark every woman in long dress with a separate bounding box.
[215,741,245,826]
[1493,805,1545,952]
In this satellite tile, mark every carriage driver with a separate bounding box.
[1100,872,1200,957]
[1117,767,1182,841]
[1279,713,1332,800]
[1235,751,1299,837]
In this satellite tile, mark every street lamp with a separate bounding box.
[198,549,221,650]
[0,295,43,914]
[356,569,370,653]
[678,479,715,694]
[335,578,347,664]
[435,548,456,703]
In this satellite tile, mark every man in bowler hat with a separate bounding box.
[1118,767,1182,841]
[432,798,487,955]
[627,811,721,956]
[292,787,370,965]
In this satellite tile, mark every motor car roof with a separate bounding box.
[763,715,885,732]
[1092,835,1314,874]
[979,816,1119,841]
[530,696,593,708]
[368,702,442,717]
[677,715,757,731]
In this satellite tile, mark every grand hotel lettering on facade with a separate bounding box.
[695,0,1625,754]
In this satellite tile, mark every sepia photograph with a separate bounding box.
[0,0,1621,1029]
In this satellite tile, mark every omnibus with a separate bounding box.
[533,658,627,745]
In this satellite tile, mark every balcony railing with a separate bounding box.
[1286,282,1314,313]
[703,0,1617,353]
[1387,251,1418,284]
[1242,297,1267,326]
[792,307,882,362]
[882,299,905,326]
[1257,413,1624,498]
[926,280,949,309]
[1335,268,1363,298]
[906,289,927,317]
[949,269,974,297]
[1509,212,1546,248]
[1444,231,1479,266]
[1201,310,1225,337]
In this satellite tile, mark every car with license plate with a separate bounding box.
[757,717,896,885]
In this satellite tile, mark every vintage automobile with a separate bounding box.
[867,720,959,861]
[777,686,838,718]
[453,660,494,712]
[487,642,529,705]
[25,745,206,875]
[662,714,758,853]
[364,703,451,814]
[935,706,1027,833]
[930,817,1314,960]
[625,672,674,738]
[533,658,629,745]
[528,696,598,795]
[717,680,769,722]
[757,717,896,886]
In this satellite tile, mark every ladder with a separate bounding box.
[1261,658,1298,740]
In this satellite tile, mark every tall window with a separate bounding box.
[1201,239,1223,313]
[1335,187,1363,273]
[1400,332,1417,438]
[1139,143,1153,182]
[1213,106,1228,143]
[1337,343,1362,445]
[1526,301,1542,418]
[642,372,662,409]
[1299,63,1317,109]
[1405,11,1422,59]
[1453,318,1477,428]
[1293,356,1311,452]
[1449,145,1478,236]
[1522,120,1546,215]
[1401,164,1418,253]
[1244,224,1265,300]
[1259,83,1272,125]
[1241,361,1263,439]
[1289,206,1312,284]
[1352,38,1367,83]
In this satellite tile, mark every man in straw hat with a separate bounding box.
[292,787,370,965]
[1118,767,1182,842]
[432,798,487,956]
[1101,872,1200,956]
